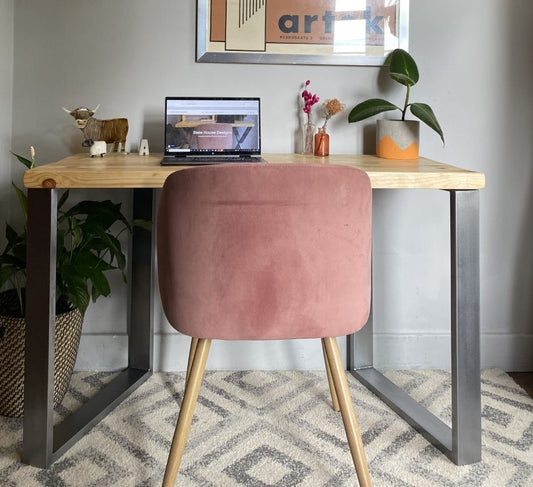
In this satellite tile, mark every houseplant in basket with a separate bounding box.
[348,48,444,159]
[0,147,147,417]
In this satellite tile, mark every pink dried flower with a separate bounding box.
[301,80,319,122]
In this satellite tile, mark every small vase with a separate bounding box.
[302,122,316,154]
[314,128,329,156]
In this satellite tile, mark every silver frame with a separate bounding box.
[197,0,409,66]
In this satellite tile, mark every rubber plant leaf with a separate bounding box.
[388,49,419,87]
[410,103,445,144]
[348,99,400,123]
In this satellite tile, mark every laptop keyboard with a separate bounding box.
[161,156,265,165]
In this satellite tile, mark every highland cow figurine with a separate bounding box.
[63,105,128,152]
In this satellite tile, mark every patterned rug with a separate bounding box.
[0,369,532,486]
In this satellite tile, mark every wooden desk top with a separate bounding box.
[23,153,486,190]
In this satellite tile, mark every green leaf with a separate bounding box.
[77,256,116,274]
[56,230,66,262]
[67,284,90,316]
[11,152,34,169]
[409,103,445,144]
[102,233,126,269]
[12,183,28,220]
[348,99,400,123]
[2,156,136,314]
[65,200,129,231]
[11,243,27,263]
[56,270,90,315]
[88,270,111,300]
[0,266,21,288]
[69,218,83,249]
[5,223,19,245]
[132,219,152,232]
[1,225,26,270]
[0,253,24,267]
[58,190,70,210]
[388,49,419,87]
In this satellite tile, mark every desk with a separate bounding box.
[23,153,485,468]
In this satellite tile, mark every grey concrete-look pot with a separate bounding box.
[376,119,420,159]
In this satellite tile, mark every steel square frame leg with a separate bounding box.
[23,188,154,468]
[348,189,481,465]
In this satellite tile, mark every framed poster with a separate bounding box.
[197,0,409,66]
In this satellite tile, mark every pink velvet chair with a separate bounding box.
[157,163,373,486]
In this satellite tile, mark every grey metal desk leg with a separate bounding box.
[22,188,154,468]
[128,188,154,371]
[23,188,58,467]
[451,190,481,464]
[347,295,373,371]
[349,189,481,466]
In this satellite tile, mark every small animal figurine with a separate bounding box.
[62,105,128,152]
[89,140,107,157]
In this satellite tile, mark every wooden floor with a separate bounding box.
[508,372,533,399]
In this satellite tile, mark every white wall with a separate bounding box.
[7,0,533,371]
[0,0,14,232]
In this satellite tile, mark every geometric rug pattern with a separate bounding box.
[0,369,532,486]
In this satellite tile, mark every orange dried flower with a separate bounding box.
[320,98,345,129]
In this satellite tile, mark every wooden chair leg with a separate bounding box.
[322,337,372,487]
[163,338,211,487]
[185,337,199,385]
[322,338,340,412]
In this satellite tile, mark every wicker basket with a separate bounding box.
[0,292,83,418]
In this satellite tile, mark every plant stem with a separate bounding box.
[402,85,411,121]
[9,276,24,316]
[317,135,324,154]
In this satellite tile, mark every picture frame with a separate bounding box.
[197,0,409,66]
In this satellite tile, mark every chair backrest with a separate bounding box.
[157,163,372,340]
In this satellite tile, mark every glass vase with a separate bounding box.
[314,128,329,156]
[302,122,316,154]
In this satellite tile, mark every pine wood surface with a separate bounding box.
[23,153,486,190]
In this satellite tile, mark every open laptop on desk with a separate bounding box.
[161,97,265,165]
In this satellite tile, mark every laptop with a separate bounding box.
[161,97,265,165]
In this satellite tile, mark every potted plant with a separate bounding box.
[348,48,444,159]
[0,147,148,417]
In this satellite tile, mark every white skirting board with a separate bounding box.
[74,332,533,372]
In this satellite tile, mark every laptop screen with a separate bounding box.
[164,97,261,157]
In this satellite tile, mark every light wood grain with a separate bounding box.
[162,338,211,487]
[23,153,485,190]
[323,337,373,487]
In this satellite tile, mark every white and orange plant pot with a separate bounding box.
[376,119,420,160]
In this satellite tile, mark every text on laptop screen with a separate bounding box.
[165,97,261,156]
